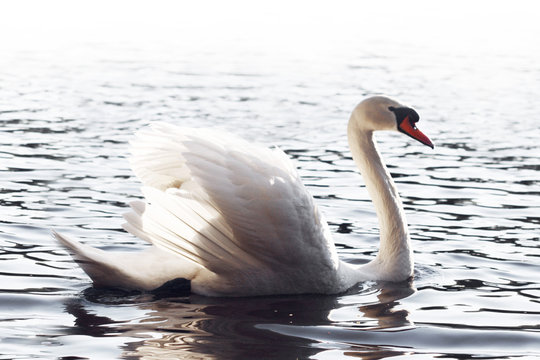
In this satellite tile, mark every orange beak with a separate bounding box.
[398,116,434,149]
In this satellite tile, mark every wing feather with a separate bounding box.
[125,123,339,277]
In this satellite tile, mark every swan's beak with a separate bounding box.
[398,116,434,149]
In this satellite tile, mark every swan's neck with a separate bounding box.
[347,127,413,281]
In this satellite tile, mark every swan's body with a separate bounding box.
[56,96,433,297]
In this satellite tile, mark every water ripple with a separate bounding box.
[1,16,540,359]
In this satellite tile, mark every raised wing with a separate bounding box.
[125,123,339,276]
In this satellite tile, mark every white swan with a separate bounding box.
[55,96,433,297]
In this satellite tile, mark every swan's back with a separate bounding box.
[120,123,344,296]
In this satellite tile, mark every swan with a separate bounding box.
[55,96,434,297]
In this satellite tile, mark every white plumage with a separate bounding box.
[55,96,433,297]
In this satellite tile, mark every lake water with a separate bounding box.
[1,1,540,359]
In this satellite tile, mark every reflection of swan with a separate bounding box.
[55,96,433,296]
[358,283,415,329]
[63,282,415,360]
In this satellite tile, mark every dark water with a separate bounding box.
[1,2,540,359]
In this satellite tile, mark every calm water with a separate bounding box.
[1,2,540,359]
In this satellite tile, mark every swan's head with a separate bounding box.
[349,96,434,148]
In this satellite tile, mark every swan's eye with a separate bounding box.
[389,106,420,128]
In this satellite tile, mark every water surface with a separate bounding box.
[1,2,540,359]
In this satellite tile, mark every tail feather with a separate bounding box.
[54,230,127,288]
[54,231,200,291]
